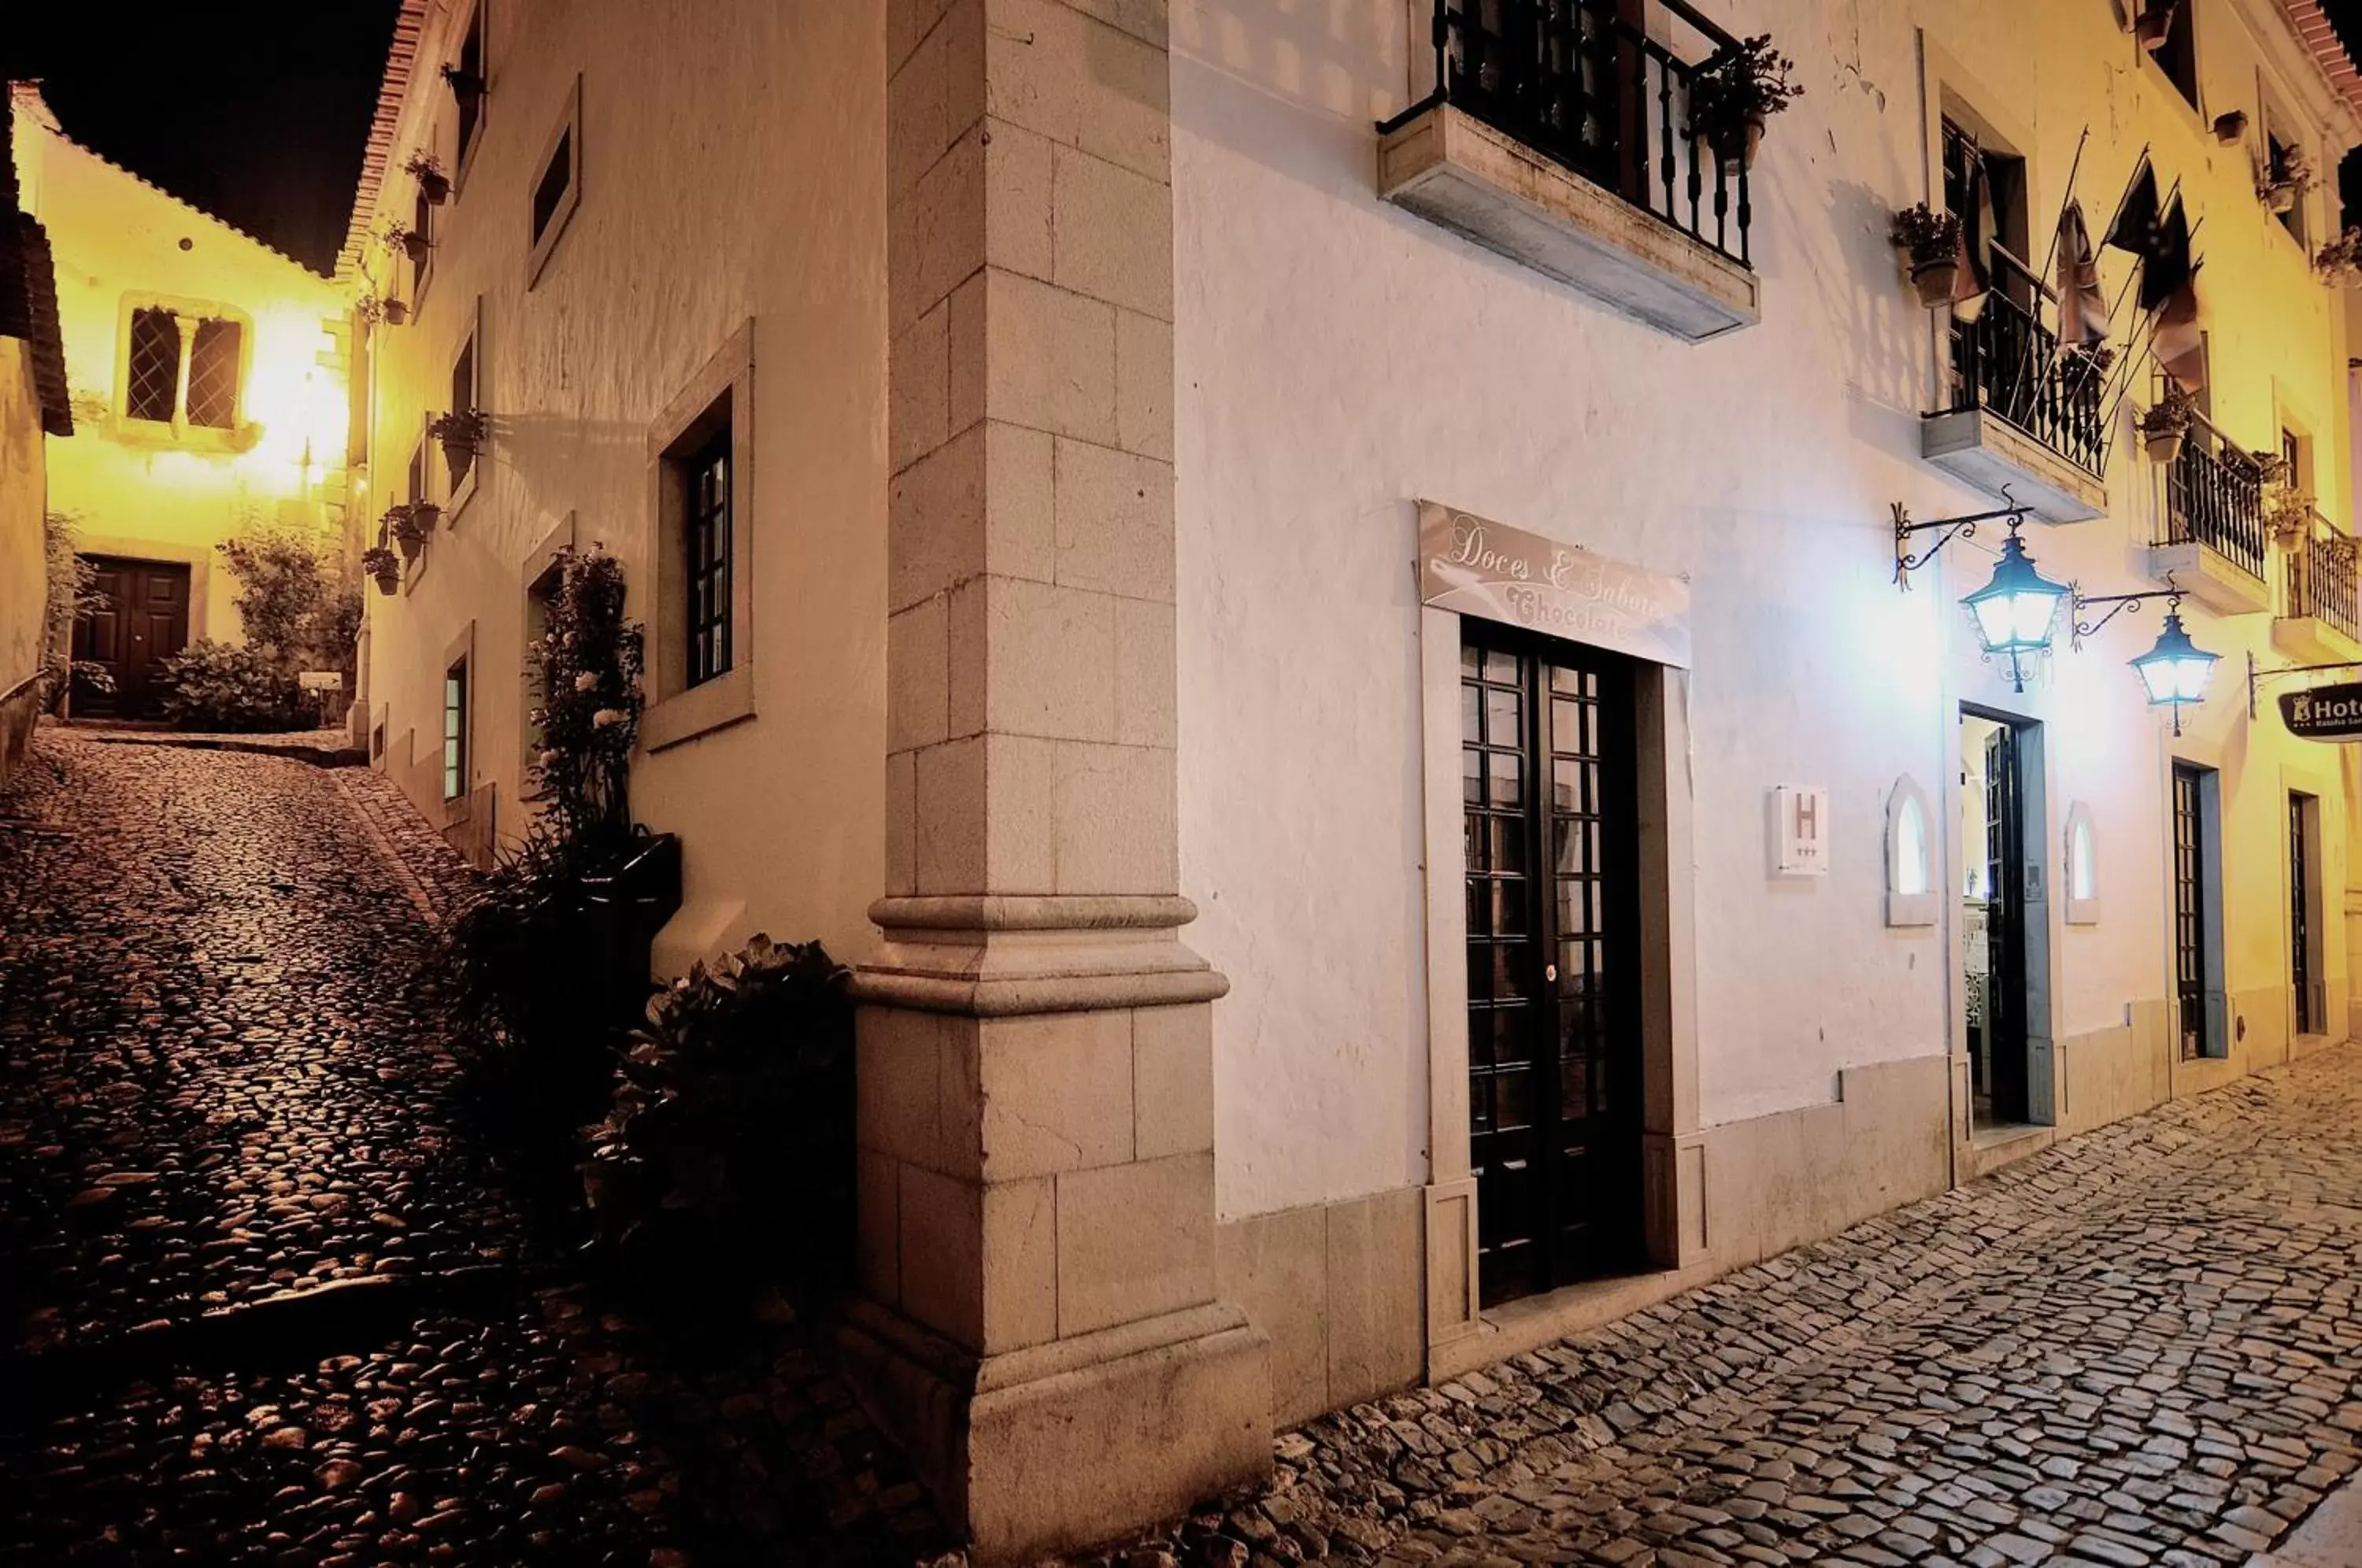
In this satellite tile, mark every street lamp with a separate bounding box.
[2070,579,2220,735]
[1959,527,2071,692]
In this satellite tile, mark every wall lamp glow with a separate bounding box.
[2069,578,2219,735]
[1893,493,2068,693]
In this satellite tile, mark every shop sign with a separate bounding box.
[2279,682,2362,741]
[298,671,344,692]
[1417,500,1690,668]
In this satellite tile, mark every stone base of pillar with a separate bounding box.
[841,1296,1272,1564]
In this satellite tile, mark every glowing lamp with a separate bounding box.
[1960,531,2069,690]
[2130,609,2218,715]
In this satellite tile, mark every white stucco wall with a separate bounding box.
[1172,0,2361,1221]
[357,0,886,960]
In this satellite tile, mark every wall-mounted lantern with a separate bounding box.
[1893,494,2069,693]
[2070,579,2219,734]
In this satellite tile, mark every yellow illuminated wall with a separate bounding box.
[9,88,353,651]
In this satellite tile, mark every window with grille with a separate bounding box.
[122,305,243,429]
[682,424,732,688]
[447,331,477,491]
[443,658,469,801]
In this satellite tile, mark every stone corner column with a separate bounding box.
[850,2,1272,1559]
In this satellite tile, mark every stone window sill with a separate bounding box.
[642,663,754,753]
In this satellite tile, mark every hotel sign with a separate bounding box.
[2280,682,2362,741]
[1417,501,1690,668]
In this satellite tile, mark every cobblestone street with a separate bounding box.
[0,732,942,1566]
[8,733,2362,1568]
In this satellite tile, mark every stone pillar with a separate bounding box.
[848,1,1272,1559]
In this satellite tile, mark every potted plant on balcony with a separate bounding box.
[2316,228,2362,285]
[2138,385,2197,463]
[404,150,451,205]
[429,409,487,473]
[2212,109,2249,145]
[382,220,431,264]
[384,503,427,561]
[2266,483,2313,548]
[2258,146,2312,214]
[1890,204,1964,306]
[443,63,487,109]
[2134,0,2179,50]
[355,295,408,328]
[362,545,402,594]
[1686,35,1800,175]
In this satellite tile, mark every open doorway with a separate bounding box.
[1960,708,2052,1134]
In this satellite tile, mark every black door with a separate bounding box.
[71,557,191,720]
[1463,628,1642,1307]
[2291,793,2316,1036]
[1981,722,2030,1123]
[2172,764,2212,1060]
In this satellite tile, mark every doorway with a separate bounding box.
[2290,790,2322,1037]
[71,557,191,720]
[1462,626,1644,1306]
[2171,764,2227,1060]
[1960,708,2050,1132]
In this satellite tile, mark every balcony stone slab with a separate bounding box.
[1920,409,2106,524]
[2146,542,2271,618]
[1377,103,1758,344]
[2271,613,2362,669]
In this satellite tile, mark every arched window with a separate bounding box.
[2064,802,2100,925]
[1886,775,1937,926]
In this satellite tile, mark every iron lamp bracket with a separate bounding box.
[2069,576,2182,653]
[1893,492,2028,588]
[2245,652,2362,720]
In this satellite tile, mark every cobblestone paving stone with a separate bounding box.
[1124,1056,2362,1568]
[0,732,946,1566]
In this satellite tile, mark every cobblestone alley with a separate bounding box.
[6,730,2362,1568]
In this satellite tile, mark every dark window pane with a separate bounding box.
[1553,757,1583,813]
[1493,881,1527,936]
[1492,944,1523,1001]
[1488,751,1522,808]
[125,309,180,421]
[1490,818,1525,875]
[1494,1066,1534,1130]
[1461,682,1481,741]
[1462,749,1483,804]
[185,319,240,427]
[533,128,572,242]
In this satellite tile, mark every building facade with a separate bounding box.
[0,94,71,787]
[9,85,354,721]
[351,0,2362,1557]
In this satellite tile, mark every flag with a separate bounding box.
[2139,194,2191,312]
[2104,156,2159,255]
[2055,200,2108,346]
[2153,265,2205,393]
[1951,153,1995,320]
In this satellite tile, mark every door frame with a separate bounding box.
[66,534,216,659]
[1419,601,1701,1356]
[1949,703,2057,1150]
[72,553,195,720]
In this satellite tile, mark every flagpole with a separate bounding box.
[2097,144,2153,246]
[2037,128,2092,283]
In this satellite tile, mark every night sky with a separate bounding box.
[3,2,404,276]
[2,2,2361,277]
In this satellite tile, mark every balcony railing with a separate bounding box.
[2285,508,2361,645]
[2164,408,2268,581]
[1420,0,1751,269]
[1944,247,2107,479]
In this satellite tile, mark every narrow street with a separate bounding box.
[0,731,942,1566]
[7,732,2362,1568]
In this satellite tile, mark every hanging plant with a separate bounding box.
[2138,385,2197,462]
[2316,228,2362,285]
[1890,204,1964,307]
[429,409,488,471]
[2134,0,2178,50]
[2212,109,2249,145]
[362,545,402,594]
[2259,146,2314,213]
[384,503,428,560]
[404,150,451,205]
[382,221,431,264]
[1686,35,1800,175]
[442,63,487,105]
[2265,483,2314,547]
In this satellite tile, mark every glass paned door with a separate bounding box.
[2172,765,2209,1060]
[2291,793,2316,1036]
[1462,629,1641,1307]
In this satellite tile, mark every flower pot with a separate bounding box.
[2135,9,2171,48]
[2212,109,2248,144]
[383,299,408,326]
[395,530,424,562]
[372,568,401,595]
[1701,114,1764,176]
[410,502,442,532]
[1909,255,1958,308]
[418,170,450,205]
[439,435,477,473]
[2144,427,2187,463]
[401,233,430,264]
[2265,183,2297,214]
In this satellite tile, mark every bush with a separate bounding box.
[157,640,310,731]
[580,936,855,1300]
[41,512,114,712]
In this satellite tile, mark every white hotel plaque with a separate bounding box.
[1417,500,1691,668]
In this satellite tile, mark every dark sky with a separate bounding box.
[3,2,403,276]
[2,1,2361,274]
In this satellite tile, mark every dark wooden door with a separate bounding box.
[2290,793,2316,1035]
[2172,764,2210,1060]
[1463,628,1642,1307]
[72,558,190,719]
[1982,723,2030,1122]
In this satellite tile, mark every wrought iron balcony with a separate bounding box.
[1376,0,1760,341]
[2281,507,2361,653]
[1920,246,2108,523]
[2164,410,2268,580]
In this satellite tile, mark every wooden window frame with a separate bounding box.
[444,300,484,519]
[442,654,471,803]
[642,320,757,752]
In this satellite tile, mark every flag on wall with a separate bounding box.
[2139,195,2193,312]
[2153,265,2205,392]
[2103,157,2160,255]
[1951,153,1996,321]
[2055,201,2108,346]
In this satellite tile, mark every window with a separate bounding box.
[2063,801,2100,926]
[448,328,478,491]
[2291,792,2322,1035]
[443,658,469,801]
[2153,1,2199,110]
[412,186,434,302]
[527,77,583,287]
[121,304,246,430]
[1885,776,1937,927]
[2267,124,2308,245]
[454,3,487,170]
[682,423,732,688]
